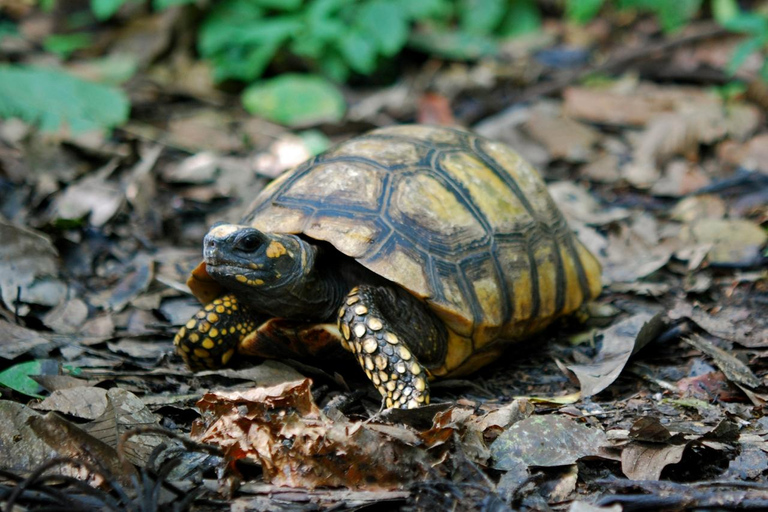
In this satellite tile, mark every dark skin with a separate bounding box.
[174,224,448,409]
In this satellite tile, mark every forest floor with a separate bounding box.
[1,5,767,512]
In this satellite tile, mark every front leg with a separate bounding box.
[337,285,448,409]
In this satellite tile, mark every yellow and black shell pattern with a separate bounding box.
[239,125,602,377]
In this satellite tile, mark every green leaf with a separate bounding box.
[358,1,409,56]
[396,0,451,19]
[153,0,198,8]
[0,360,58,398]
[91,0,133,20]
[253,0,303,9]
[338,30,378,74]
[657,0,702,32]
[566,0,605,24]
[459,0,506,35]
[0,65,130,133]
[242,74,345,126]
[712,0,739,25]
[43,33,92,57]
[499,0,542,37]
[727,36,765,75]
[297,129,331,155]
[317,52,351,82]
[409,28,498,60]
[719,13,768,34]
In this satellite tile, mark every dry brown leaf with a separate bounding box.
[621,442,686,480]
[42,297,89,334]
[83,388,162,466]
[563,82,716,127]
[0,319,53,360]
[680,218,767,267]
[525,106,599,162]
[194,379,433,490]
[682,334,760,389]
[567,313,666,398]
[490,415,607,469]
[670,195,727,223]
[32,386,109,420]
[0,219,64,313]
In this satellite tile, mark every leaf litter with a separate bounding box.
[1,7,768,511]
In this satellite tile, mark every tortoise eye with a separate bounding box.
[237,233,261,252]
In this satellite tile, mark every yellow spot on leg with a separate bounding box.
[353,324,366,338]
[367,317,383,331]
[202,338,214,349]
[362,338,378,354]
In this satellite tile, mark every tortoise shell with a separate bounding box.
[190,125,601,377]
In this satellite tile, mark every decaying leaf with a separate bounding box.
[680,218,767,267]
[0,319,53,360]
[0,400,60,472]
[83,388,162,466]
[194,379,432,489]
[32,386,109,420]
[621,441,687,480]
[490,415,607,469]
[0,219,64,313]
[525,105,599,162]
[669,301,758,347]
[682,334,760,389]
[566,313,666,398]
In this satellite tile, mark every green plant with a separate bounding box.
[566,0,703,32]
[567,0,768,80]
[713,0,768,79]
[0,65,130,133]
[198,0,542,83]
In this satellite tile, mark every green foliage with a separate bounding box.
[198,0,541,82]
[0,65,130,133]
[43,33,92,57]
[713,0,768,79]
[567,0,768,80]
[566,0,703,32]
[242,74,346,126]
[0,360,52,398]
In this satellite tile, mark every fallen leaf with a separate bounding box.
[525,105,599,162]
[670,195,726,223]
[682,334,760,389]
[42,297,88,334]
[0,219,64,313]
[51,162,125,227]
[93,254,154,312]
[681,219,767,267]
[490,415,607,469]
[0,401,59,472]
[195,379,432,489]
[621,442,686,480]
[566,313,666,398]
[83,388,162,466]
[0,319,53,360]
[32,386,109,420]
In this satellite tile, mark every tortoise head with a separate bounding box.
[201,224,341,320]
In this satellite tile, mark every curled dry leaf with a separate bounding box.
[490,415,607,469]
[681,334,760,389]
[194,379,432,490]
[566,313,666,398]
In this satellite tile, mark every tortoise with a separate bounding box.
[174,125,602,409]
